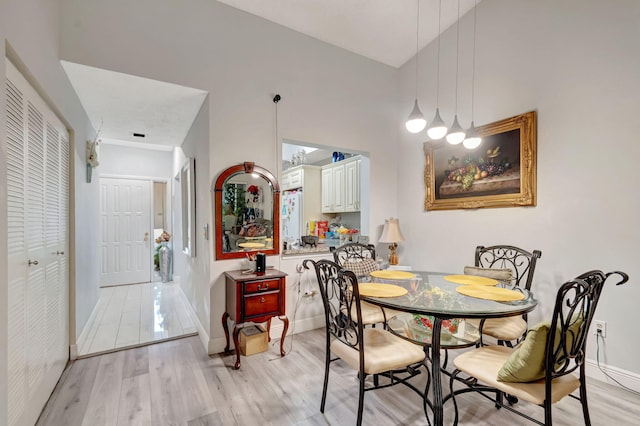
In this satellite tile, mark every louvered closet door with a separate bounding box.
[6,59,69,426]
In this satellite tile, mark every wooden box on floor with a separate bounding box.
[240,325,268,356]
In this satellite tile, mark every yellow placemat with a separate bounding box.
[456,285,525,301]
[358,283,408,298]
[444,274,498,286]
[369,270,416,280]
[238,242,265,249]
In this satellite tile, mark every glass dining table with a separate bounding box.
[360,271,538,426]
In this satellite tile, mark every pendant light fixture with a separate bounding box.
[446,0,466,145]
[463,0,482,149]
[405,0,426,133]
[426,0,447,140]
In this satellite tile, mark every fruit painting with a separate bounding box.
[424,111,537,211]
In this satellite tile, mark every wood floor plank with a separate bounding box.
[35,356,101,426]
[147,339,189,425]
[122,345,149,379]
[80,351,125,426]
[116,374,152,426]
[38,329,640,426]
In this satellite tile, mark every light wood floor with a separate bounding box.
[38,328,639,425]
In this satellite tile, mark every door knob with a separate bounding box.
[144,232,149,242]
[28,259,39,266]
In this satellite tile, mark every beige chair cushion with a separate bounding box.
[453,345,580,405]
[349,302,404,326]
[331,328,425,375]
[464,266,513,284]
[464,266,522,341]
[480,316,528,341]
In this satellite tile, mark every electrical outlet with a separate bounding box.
[594,320,606,338]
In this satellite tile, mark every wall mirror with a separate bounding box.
[181,158,196,257]
[213,162,280,260]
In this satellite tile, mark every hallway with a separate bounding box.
[77,281,197,357]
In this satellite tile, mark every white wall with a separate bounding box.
[397,0,640,379]
[172,100,212,345]
[59,0,400,354]
[99,143,173,177]
[0,0,97,422]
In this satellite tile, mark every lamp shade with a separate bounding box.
[406,99,427,133]
[463,121,482,149]
[379,217,405,243]
[446,115,466,145]
[427,108,448,140]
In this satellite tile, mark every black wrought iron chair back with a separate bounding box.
[473,245,542,346]
[449,270,628,426]
[306,258,363,347]
[475,245,542,291]
[302,258,426,426]
[333,242,376,265]
[333,242,393,327]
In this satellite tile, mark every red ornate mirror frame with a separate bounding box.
[213,162,280,260]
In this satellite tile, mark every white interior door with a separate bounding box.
[100,177,152,286]
[6,58,69,426]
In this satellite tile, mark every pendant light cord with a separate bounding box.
[436,0,442,106]
[414,0,420,99]
[454,0,461,114]
[471,0,477,122]
[273,94,281,179]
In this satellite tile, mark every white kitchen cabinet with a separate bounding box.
[344,158,361,212]
[282,164,319,191]
[322,156,361,213]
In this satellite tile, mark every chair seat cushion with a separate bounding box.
[331,328,425,375]
[481,316,528,341]
[453,345,580,405]
[349,302,403,325]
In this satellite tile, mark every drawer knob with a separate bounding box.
[258,283,269,291]
[260,297,266,303]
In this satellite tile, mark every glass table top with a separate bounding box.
[361,271,538,319]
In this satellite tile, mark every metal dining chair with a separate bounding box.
[448,270,628,425]
[470,245,542,346]
[333,243,398,327]
[303,259,425,426]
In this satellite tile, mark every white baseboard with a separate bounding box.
[268,314,326,339]
[69,344,78,361]
[586,358,640,393]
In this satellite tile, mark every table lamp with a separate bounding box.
[379,217,405,266]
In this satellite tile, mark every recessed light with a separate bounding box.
[133,132,146,138]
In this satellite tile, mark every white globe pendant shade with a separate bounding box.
[426,108,447,140]
[405,99,427,133]
[463,121,482,149]
[446,115,465,145]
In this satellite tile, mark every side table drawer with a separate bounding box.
[244,292,280,318]
[245,278,281,294]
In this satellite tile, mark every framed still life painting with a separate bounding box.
[424,111,537,211]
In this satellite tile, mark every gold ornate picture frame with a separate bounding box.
[424,111,536,211]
